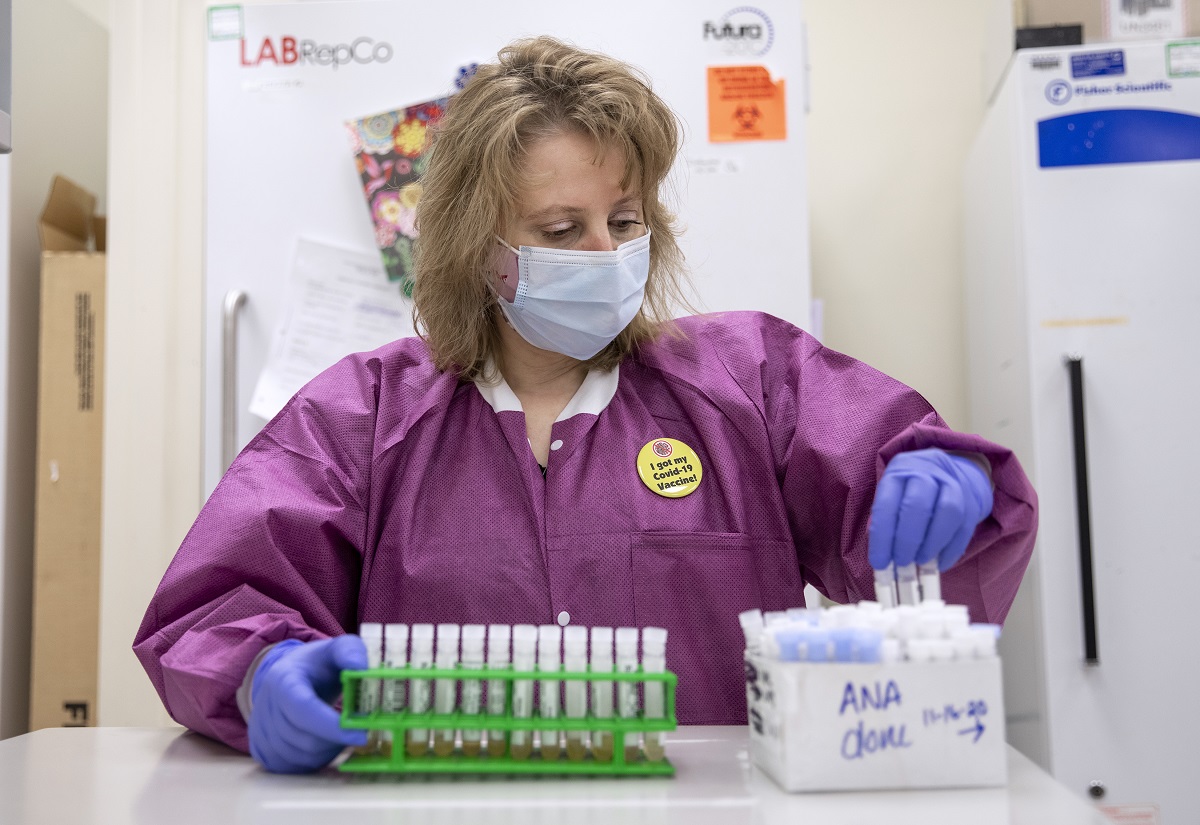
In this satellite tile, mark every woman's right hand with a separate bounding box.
[247,635,369,773]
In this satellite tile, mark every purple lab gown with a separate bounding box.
[134,311,1037,753]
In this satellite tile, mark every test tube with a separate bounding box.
[509,624,538,761]
[537,625,563,762]
[894,605,920,637]
[615,627,640,763]
[929,638,956,662]
[380,623,408,756]
[590,627,615,763]
[406,623,434,757]
[943,604,971,635]
[641,627,668,762]
[738,609,765,654]
[851,628,884,663]
[485,624,512,757]
[896,563,921,605]
[562,625,589,762]
[918,560,942,602]
[830,627,857,662]
[907,638,935,663]
[459,624,486,757]
[969,624,1000,658]
[355,623,383,756]
[432,623,461,756]
[799,627,830,662]
[759,628,782,660]
[767,624,805,661]
[873,564,898,609]
[825,605,856,628]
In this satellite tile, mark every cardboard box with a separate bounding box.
[29,175,106,730]
[745,655,1007,792]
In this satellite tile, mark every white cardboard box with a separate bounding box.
[745,655,1007,792]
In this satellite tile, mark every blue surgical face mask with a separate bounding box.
[490,230,651,360]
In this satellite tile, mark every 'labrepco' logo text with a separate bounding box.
[239,35,394,70]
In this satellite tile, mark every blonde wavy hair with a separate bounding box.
[412,36,691,381]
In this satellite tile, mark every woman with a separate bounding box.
[135,37,1037,773]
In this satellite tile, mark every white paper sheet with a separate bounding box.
[249,237,414,420]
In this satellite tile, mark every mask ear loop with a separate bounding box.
[488,237,521,307]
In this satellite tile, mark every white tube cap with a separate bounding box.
[642,627,668,655]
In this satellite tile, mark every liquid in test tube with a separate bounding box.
[509,624,538,761]
[355,623,383,757]
[380,623,408,757]
[406,623,435,757]
[640,627,668,762]
[459,624,486,758]
[562,626,589,762]
[590,627,615,763]
[615,627,640,763]
[537,624,563,762]
[485,624,511,757]
[432,623,461,757]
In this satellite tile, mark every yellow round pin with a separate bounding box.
[637,438,703,498]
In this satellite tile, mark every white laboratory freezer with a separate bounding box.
[964,39,1200,823]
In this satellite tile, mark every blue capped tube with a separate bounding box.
[830,627,856,662]
[770,625,808,662]
[800,628,831,662]
[852,628,884,663]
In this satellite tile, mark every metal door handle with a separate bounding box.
[222,290,248,473]
[1066,354,1099,666]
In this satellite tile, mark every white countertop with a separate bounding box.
[0,726,1109,824]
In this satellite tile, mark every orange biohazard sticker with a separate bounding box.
[707,65,787,142]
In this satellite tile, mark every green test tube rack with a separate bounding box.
[339,664,678,776]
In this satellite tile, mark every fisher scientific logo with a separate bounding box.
[238,34,394,70]
[1046,76,1173,105]
[703,7,775,57]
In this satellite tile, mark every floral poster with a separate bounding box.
[346,97,448,296]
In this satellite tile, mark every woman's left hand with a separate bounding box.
[867,448,994,572]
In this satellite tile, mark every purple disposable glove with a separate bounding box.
[247,635,369,773]
[868,448,994,572]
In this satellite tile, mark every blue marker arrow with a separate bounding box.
[958,718,985,743]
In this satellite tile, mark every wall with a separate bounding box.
[804,0,1010,428]
[98,0,204,728]
[0,0,108,739]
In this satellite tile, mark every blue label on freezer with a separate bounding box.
[1038,108,1200,167]
[1071,50,1126,78]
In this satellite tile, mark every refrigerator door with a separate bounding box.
[968,40,1200,822]
[204,1,810,494]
